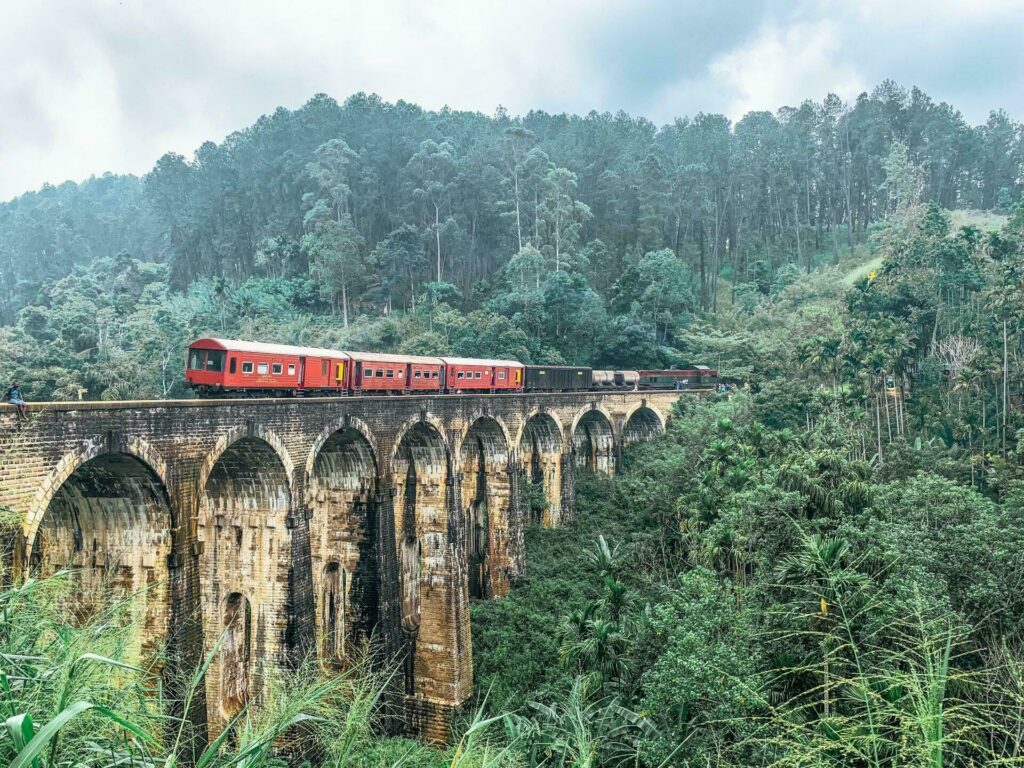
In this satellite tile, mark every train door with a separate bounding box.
[298,357,306,389]
[354,361,362,390]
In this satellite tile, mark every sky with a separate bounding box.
[2,0,1023,202]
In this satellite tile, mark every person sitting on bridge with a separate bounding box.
[4,381,28,420]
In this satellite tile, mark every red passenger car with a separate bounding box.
[440,357,524,392]
[186,338,348,396]
[348,351,443,394]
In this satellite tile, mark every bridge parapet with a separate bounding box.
[0,390,684,742]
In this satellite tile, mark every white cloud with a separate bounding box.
[0,0,1022,201]
[709,20,865,119]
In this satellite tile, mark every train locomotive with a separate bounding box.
[185,338,717,397]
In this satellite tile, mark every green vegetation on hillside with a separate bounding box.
[467,189,1024,766]
[3,82,1024,398]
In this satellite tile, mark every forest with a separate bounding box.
[4,81,1024,767]
[1,80,1023,399]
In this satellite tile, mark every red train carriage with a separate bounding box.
[186,338,349,396]
[440,357,524,392]
[348,351,443,394]
[408,358,445,391]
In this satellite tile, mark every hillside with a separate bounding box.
[1,83,1023,400]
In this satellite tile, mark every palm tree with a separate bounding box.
[776,533,868,718]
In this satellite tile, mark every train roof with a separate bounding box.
[440,357,524,367]
[192,338,349,358]
[346,350,443,364]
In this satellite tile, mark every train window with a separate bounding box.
[498,371,505,379]
[230,357,237,374]
[272,363,283,375]
[475,371,482,379]
[397,370,403,377]
[415,371,422,379]
[457,371,464,379]
[288,364,295,375]
[206,351,225,372]
[364,369,373,378]
[376,369,384,377]
[257,363,269,375]
[242,362,254,374]
[386,369,394,378]
[188,350,204,370]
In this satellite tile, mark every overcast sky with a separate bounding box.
[3,0,1022,202]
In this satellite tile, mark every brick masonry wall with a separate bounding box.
[0,391,683,743]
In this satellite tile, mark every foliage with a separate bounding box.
[4,83,1024,397]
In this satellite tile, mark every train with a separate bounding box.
[185,338,718,397]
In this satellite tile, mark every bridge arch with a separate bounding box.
[24,436,174,549]
[460,416,515,598]
[455,412,513,465]
[623,404,666,445]
[26,438,177,670]
[198,431,292,727]
[390,413,451,469]
[305,416,378,482]
[569,404,617,441]
[306,420,378,667]
[571,407,617,475]
[513,409,565,454]
[197,425,295,510]
[517,411,564,526]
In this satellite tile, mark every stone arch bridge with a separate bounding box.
[0,390,681,742]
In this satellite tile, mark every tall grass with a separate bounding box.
[740,547,1018,768]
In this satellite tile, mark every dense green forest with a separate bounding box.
[5,82,1024,767]
[2,81,1023,398]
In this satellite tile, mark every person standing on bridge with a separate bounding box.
[4,381,28,421]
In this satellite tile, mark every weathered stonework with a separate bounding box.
[0,391,681,743]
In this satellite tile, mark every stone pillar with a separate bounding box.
[560,451,576,523]
[393,442,472,743]
[286,491,316,668]
[460,447,516,599]
[372,482,403,665]
[167,474,209,755]
[505,458,525,584]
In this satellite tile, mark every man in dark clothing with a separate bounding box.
[3,381,28,420]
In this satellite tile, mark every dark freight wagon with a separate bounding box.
[523,365,592,392]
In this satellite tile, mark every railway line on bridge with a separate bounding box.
[0,388,693,743]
